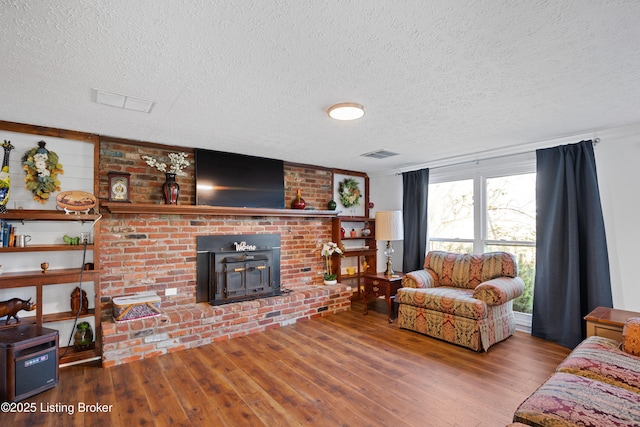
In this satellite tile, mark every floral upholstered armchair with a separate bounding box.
[396,251,525,351]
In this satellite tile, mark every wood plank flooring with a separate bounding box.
[5,300,571,426]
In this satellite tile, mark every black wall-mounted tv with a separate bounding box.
[195,149,284,208]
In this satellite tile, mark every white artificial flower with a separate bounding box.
[142,152,189,176]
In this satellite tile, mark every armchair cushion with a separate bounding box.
[424,251,519,289]
[472,277,526,306]
[402,269,438,289]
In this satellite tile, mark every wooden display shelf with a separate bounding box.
[1,209,100,222]
[0,318,37,330]
[102,202,340,217]
[343,248,377,256]
[0,310,94,329]
[0,268,101,287]
[334,216,372,221]
[59,342,98,365]
[0,244,94,253]
[43,309,95,323]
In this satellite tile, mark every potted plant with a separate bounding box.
[73,321,94,350]
[321,241,343,285]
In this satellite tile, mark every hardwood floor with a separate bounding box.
[6,300,570,426]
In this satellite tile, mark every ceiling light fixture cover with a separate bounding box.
[328,103,365,120]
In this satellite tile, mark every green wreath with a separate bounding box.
[339,178,362,208]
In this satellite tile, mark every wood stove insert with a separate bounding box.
[196,234,281,305]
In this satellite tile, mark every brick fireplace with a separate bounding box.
[98,138,356,367]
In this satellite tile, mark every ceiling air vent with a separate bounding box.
[95,89,155,113]
[361,149,399,159]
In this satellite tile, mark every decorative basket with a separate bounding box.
[113,291,161,322]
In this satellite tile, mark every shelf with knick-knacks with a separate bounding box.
[331,217,377,296]
[0,120,101,366]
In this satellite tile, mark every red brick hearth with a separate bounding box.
[101,285,351,367]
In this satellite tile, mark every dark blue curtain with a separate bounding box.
[402,168,429,273]
[532,140,612,349]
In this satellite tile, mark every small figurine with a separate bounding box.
[0,297,36,325]
[70,287,89,314]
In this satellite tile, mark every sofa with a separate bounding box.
[396,250,525,351]
[513,317,640,426]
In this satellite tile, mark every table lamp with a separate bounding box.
[375,210,404,276]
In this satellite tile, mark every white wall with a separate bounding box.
[369,173,404,274]
[594,123,640,311]
[369,122,640,312]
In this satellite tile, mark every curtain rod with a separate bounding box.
[397,138,600,174]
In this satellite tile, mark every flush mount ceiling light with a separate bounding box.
[327,102,365,120]
[95,89,155,113]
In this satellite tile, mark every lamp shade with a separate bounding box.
[375,210,404,241]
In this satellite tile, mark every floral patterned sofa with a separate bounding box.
[513,317,640,426]
[396,251,525,351]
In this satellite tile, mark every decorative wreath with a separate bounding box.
[339,177,362,208]
[23,140,63,204]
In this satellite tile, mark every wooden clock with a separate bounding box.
[108,172,131,202]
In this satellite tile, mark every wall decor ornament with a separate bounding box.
[0,140,14,213]
[22,140,63,204]
[339,177,362,208]
[333,172,367,216]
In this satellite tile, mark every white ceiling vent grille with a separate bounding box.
[361,149,399,159]
[95,89,155,113]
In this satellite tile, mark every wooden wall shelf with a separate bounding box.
[0,244,95,253]
[1,209,100,222]
[0,269,101,288]
[102,202,341,218]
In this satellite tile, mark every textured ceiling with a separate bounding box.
[1,1,639,174]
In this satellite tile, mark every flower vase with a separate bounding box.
[162,173,180,205]
[323,279,338,286]
[291,188,306,209]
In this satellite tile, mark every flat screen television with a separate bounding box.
[195,149,284,208]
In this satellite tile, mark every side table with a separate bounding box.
[584,306,640,342]
[362,272,403,323]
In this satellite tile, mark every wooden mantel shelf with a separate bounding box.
[101,202,341,218]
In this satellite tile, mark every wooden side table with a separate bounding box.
[362,272,403,323]
[584,306,640,342]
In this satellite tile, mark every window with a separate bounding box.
[427,154,536,314]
